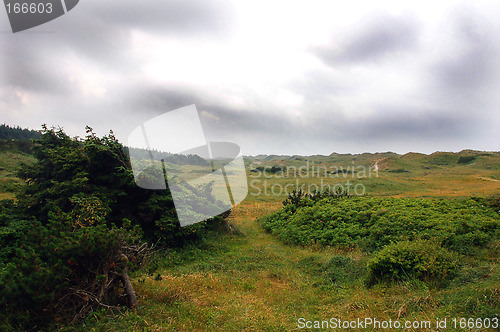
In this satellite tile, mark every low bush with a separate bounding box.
[457,156,477,164]
[260,196,500,253]
[0,198,145,330]
[473,194,500,214]
[366,240,459,286]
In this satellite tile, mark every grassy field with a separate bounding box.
[1,146,499,331]
[244,151,500,201]
[0,150,35,200]
[75,150,498,331]
[75,200,499,331]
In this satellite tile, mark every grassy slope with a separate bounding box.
[1,147,499,331]
[76,201,499,331]
[245,151,500,201]
[0,150,35,200]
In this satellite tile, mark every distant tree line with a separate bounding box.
[126,147,209,166]
[0,124,209,166]
[0,124,41,140]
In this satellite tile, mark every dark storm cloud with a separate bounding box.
[201,104,290,135]
[51,0,232,68]
[2,1,499,155]
[291,104,472,143]
[129,86,201,113]
[126,86,292,136]
[0,0,232,93]
[191,94,473,145]
[315,14,419,65]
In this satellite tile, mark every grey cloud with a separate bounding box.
[315,14,419,65]
[200,105,290,135]
[126,74,492,154]
[54,0,232,66]
[430,13,497,93]
[293,104,472,143]
[289,71,351,101]
[0,20,129,95]
[188,94,474,145]
[89,0,233,35]
[0,42,70,94]
[129,86,201,113]
[126,86,294,137]
[2,3,498,156]
[354,108,472,140]
[0,0,232,94]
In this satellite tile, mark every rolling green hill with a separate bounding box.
[3,145,499,201]
[245,150,500,201]
[1,139,499,331]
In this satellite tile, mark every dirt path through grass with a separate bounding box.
[87,202,373,331]
[83,201,499,331]
[479,176,500,183]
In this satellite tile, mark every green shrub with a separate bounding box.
[366,240,459,286]
[0,199,144,330]
[457,156,477,164]
[473,194,500,214]
[260,196,500,253]
[428,152,458,165]
[282,189,308,208]
[16,125,224,247]
[0,126,231,329]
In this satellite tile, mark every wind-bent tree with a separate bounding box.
[0,126,151,328]
[0,125,230,329]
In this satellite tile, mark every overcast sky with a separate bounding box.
[1,0,499,155]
